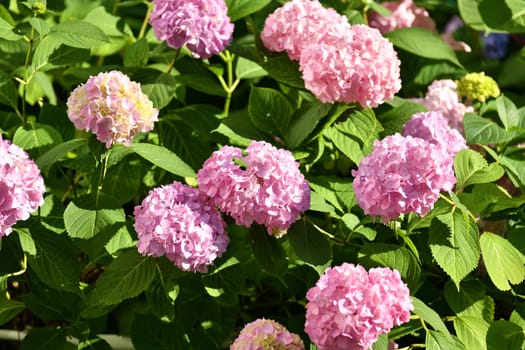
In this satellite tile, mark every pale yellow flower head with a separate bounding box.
[456,72,500,103]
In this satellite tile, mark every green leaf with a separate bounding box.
[129,143,196,178]
[133,69,176,109]
[203,257,243,306]
[29,17,50,36]
[0,70,18,109]
[453,316,490,350]
[235,56,267,80]
[249,225,287,280]
[323,126,363,165]
[385,27,462,67]
[49,20,109,48]
[458,183,525,216]
[248,86,293,137]
[0,300,25,326]
[358,243,421,291]
[429,211,481,289]
[0,17,22,40]
[78,337,113,350]
[497,95,520,130]
[480,232,525,291]
[444,280,494,321]
[225,0,272,21]
[103,155,142,205]
[486,320,524,350]
[12,122,62,151]
[35,139,86,176]
[308,176,355,214]
[63,193,126,240]
[20,326,67,350]
[285,101,331,149]
[464,113,516,144]
[131,313,186,350]
[412,297,451,336]
[145,278,178,322]
[510,304,525,330]
[287,219,332,275]
[377,101,427,136]
[454,149,505,189]
[260,54,304,89]
[91,250,156,306]
[30,35,62,73]
[426,330,466,350]
[124,38,149,68]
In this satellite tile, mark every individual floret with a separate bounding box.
[305,263,413,350]
[230,318,305,350]
[0,135,45,236]
[352,134,454,222]
[456,72,500,103]
[150,0,234,59]
[67,70,158,148]
[133,182,229,273]
[197,141,310,236]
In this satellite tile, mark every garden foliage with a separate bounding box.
[0,0,525,349]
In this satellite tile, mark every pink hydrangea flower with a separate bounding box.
[261,0,350,61]
[230,318,305,350]
[133,181,229,273]
[415,79,474,132]
[352,134,455,221]
[150,0,234,59]
[299,24,401,107]
[67,70,158,148]
[305,263,413,350]
[0,136,45,236]
[197,141,310,236]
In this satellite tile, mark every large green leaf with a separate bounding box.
[429,210,481,289]
[426,331,465,350]
[486,320,524,350]
[0,70,18,109]
[458,183,525,216]
[385,27,462,66]
[454,149,504,189]
[129,143,196,178]
[480,232,525,291]
[12,122,62,151]
[131,313,186,350]
[497,95,520,130]
[444,280,494,321]
[225,0,272,21]
[49,20,109,48]
[0,17,23,40]
[464,113,516,144]
[453,316,490,350]
[0,300,25,326]
[235,56,267,80]
[412,297,451,336]
[377,101,427,136]
[248,86,293,138]
[63,193,126,240]
[90,250,156,306]
[459,0,525,33]
[285,101,331,149]
[35,139,87,176]
[249,225,287,280]
[20,327,68,350]
[203,257,244,306]
[133,69,177,109]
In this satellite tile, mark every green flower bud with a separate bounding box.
[456,72,500,103]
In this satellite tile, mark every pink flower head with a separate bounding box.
[299,24,401,107]
[261,0,350,61]
[133,181,229,273]
[0,135,45,236]
[230,318,305,350]
[415,79,474,133]
[305,263,413,350]
[197,141,310,236]
[368,0,436,35]
[352,134,454,221]
[67,70,158,148]
[150,0,234,59]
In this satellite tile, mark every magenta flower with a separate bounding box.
[67,70,158,148]
[0,135,45,236]
[150,0,234,59]
[299,24,401,107]
[133,181,229,273]
[230,318,305,350]
[197,141,310,236]
[352,134,454,222]
[261,0,350,61]
[413,79,474,133]
[305,263,413,350]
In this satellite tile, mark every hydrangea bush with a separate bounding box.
[0,0,524,349]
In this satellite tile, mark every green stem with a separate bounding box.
[137,5,152,40]
[22,25,36,124]
[218,50,239,116]
[166,48,181,74]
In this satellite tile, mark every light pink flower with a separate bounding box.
[0,135,45,236]
[299,24,401,107]
[67,70,158,148]
[261,0,350,61]
[305,263,413,350]
[150,0,234,59]
[133,181,229,273]
[352,134,454,221]
[197,141,310,236]
[415,79,474,133]
[230,318,305,350]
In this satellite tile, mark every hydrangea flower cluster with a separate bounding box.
[197,141,310,236]
[133,181,229,273]
[149,0,234,59]
[412,79,474,132]
[482,32,510,60]
[0,136,45,236]
[456,72,501,102]
[305,263,413,350]
[352,133,454,221]
[230,318,305,350]
[67,70,158,148]
[369,0,471,52]
[261,0,401,108]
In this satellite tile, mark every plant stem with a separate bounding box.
[218,50,239,116]
[137,5,152,40]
